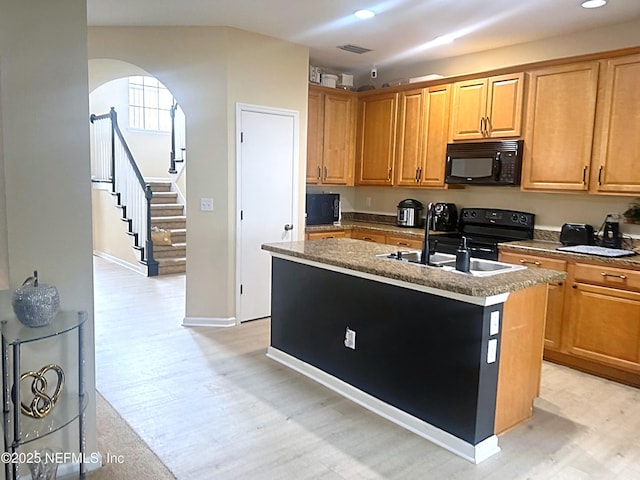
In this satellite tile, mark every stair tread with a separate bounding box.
[151,203,183,208]
[157,258,186,265]
[151,215,186,221]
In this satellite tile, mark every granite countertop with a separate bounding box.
[500,240,640,269]
[306,221,435,238]
[262,238,566,298]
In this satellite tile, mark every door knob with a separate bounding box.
[284,224,294,231]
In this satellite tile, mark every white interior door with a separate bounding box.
[237,105,298,322]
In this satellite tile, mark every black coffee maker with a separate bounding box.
[601,214,622,248]
[431,203,458,231]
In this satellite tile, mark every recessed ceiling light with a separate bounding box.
[581,0,607,8]
[354,9,375,19]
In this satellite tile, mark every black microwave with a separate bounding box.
[305,193,340,225]
[445,140,523,186]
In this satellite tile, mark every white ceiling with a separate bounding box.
[87,0,640,75]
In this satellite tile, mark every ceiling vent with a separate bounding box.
[337,44,372,55]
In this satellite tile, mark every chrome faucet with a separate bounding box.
[421,202,434,265]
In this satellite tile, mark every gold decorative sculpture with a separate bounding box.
[19,364,65,419]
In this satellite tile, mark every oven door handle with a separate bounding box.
[468,246,494,253]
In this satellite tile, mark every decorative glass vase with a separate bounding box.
[28,448,59,480]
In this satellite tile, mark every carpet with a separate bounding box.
[88,391,176,480]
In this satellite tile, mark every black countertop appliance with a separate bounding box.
[431,203,458,231]
[306,193,340,226]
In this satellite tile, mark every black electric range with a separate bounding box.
[428,208,535,260]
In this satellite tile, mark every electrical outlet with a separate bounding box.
[487,339,497,364]
[344,327,356,349]
[370,67,377,79]
[365,197,372,208]
[200,198,214,211]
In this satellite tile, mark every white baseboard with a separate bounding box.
[182,316,237,327]
[93,251,146,276]
[267,347,500,464]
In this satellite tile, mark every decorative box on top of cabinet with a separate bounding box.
[306,85,356,186]
[0,296,87,480]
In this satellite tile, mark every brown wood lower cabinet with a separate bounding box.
[385,234,423,249]
[499,251,567,351]
[350,229,387,243]
[500,248,640,387]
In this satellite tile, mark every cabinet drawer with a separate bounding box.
[307,230,347,240]
[351,230,386,243]
[573,263,640,292]
[499,251,567,274]
[386,234,423,249]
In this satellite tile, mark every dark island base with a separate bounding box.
[269,257,506,462]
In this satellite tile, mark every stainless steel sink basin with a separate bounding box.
[376,251,526,277]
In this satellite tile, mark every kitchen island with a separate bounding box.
[261,238,566,463]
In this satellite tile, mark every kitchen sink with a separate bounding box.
[376,251,526,277]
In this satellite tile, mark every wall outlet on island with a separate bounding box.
[344,327,356,350]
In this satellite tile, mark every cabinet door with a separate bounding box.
[322,92,355,185]
[395,88,426,186]
[356,92,398,185]
[306,88,324,184]
[565,282,640,372]
[421,84,451,187]
[451,78,487,140]
[485,73,524,138]
[521,62,599,191]
[499,251,567,351]
[591,54,640,194]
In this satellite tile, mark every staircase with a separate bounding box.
[148,180,187,275]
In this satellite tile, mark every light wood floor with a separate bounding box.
[93,257,640,479]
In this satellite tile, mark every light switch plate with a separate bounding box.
[490,311,500,336]
[200,198,214,211]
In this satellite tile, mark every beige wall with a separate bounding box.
[88,26,309,321]
[90,78,172,179]
[348,19,640,237]
[0,75,7,290]
[368,19,640,85]
[0,0,96,457]
[92,186,144,271]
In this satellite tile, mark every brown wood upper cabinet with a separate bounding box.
[590,54,640,194]
[521,61,600,192]
[355,91,398,185]
[306,85,356,185]
[395,85,451,187]
[450,73,524,141]
[522,55,640,195]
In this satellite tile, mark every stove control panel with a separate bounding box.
[460,208,535,228]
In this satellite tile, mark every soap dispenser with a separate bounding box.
[456,236,470,273]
